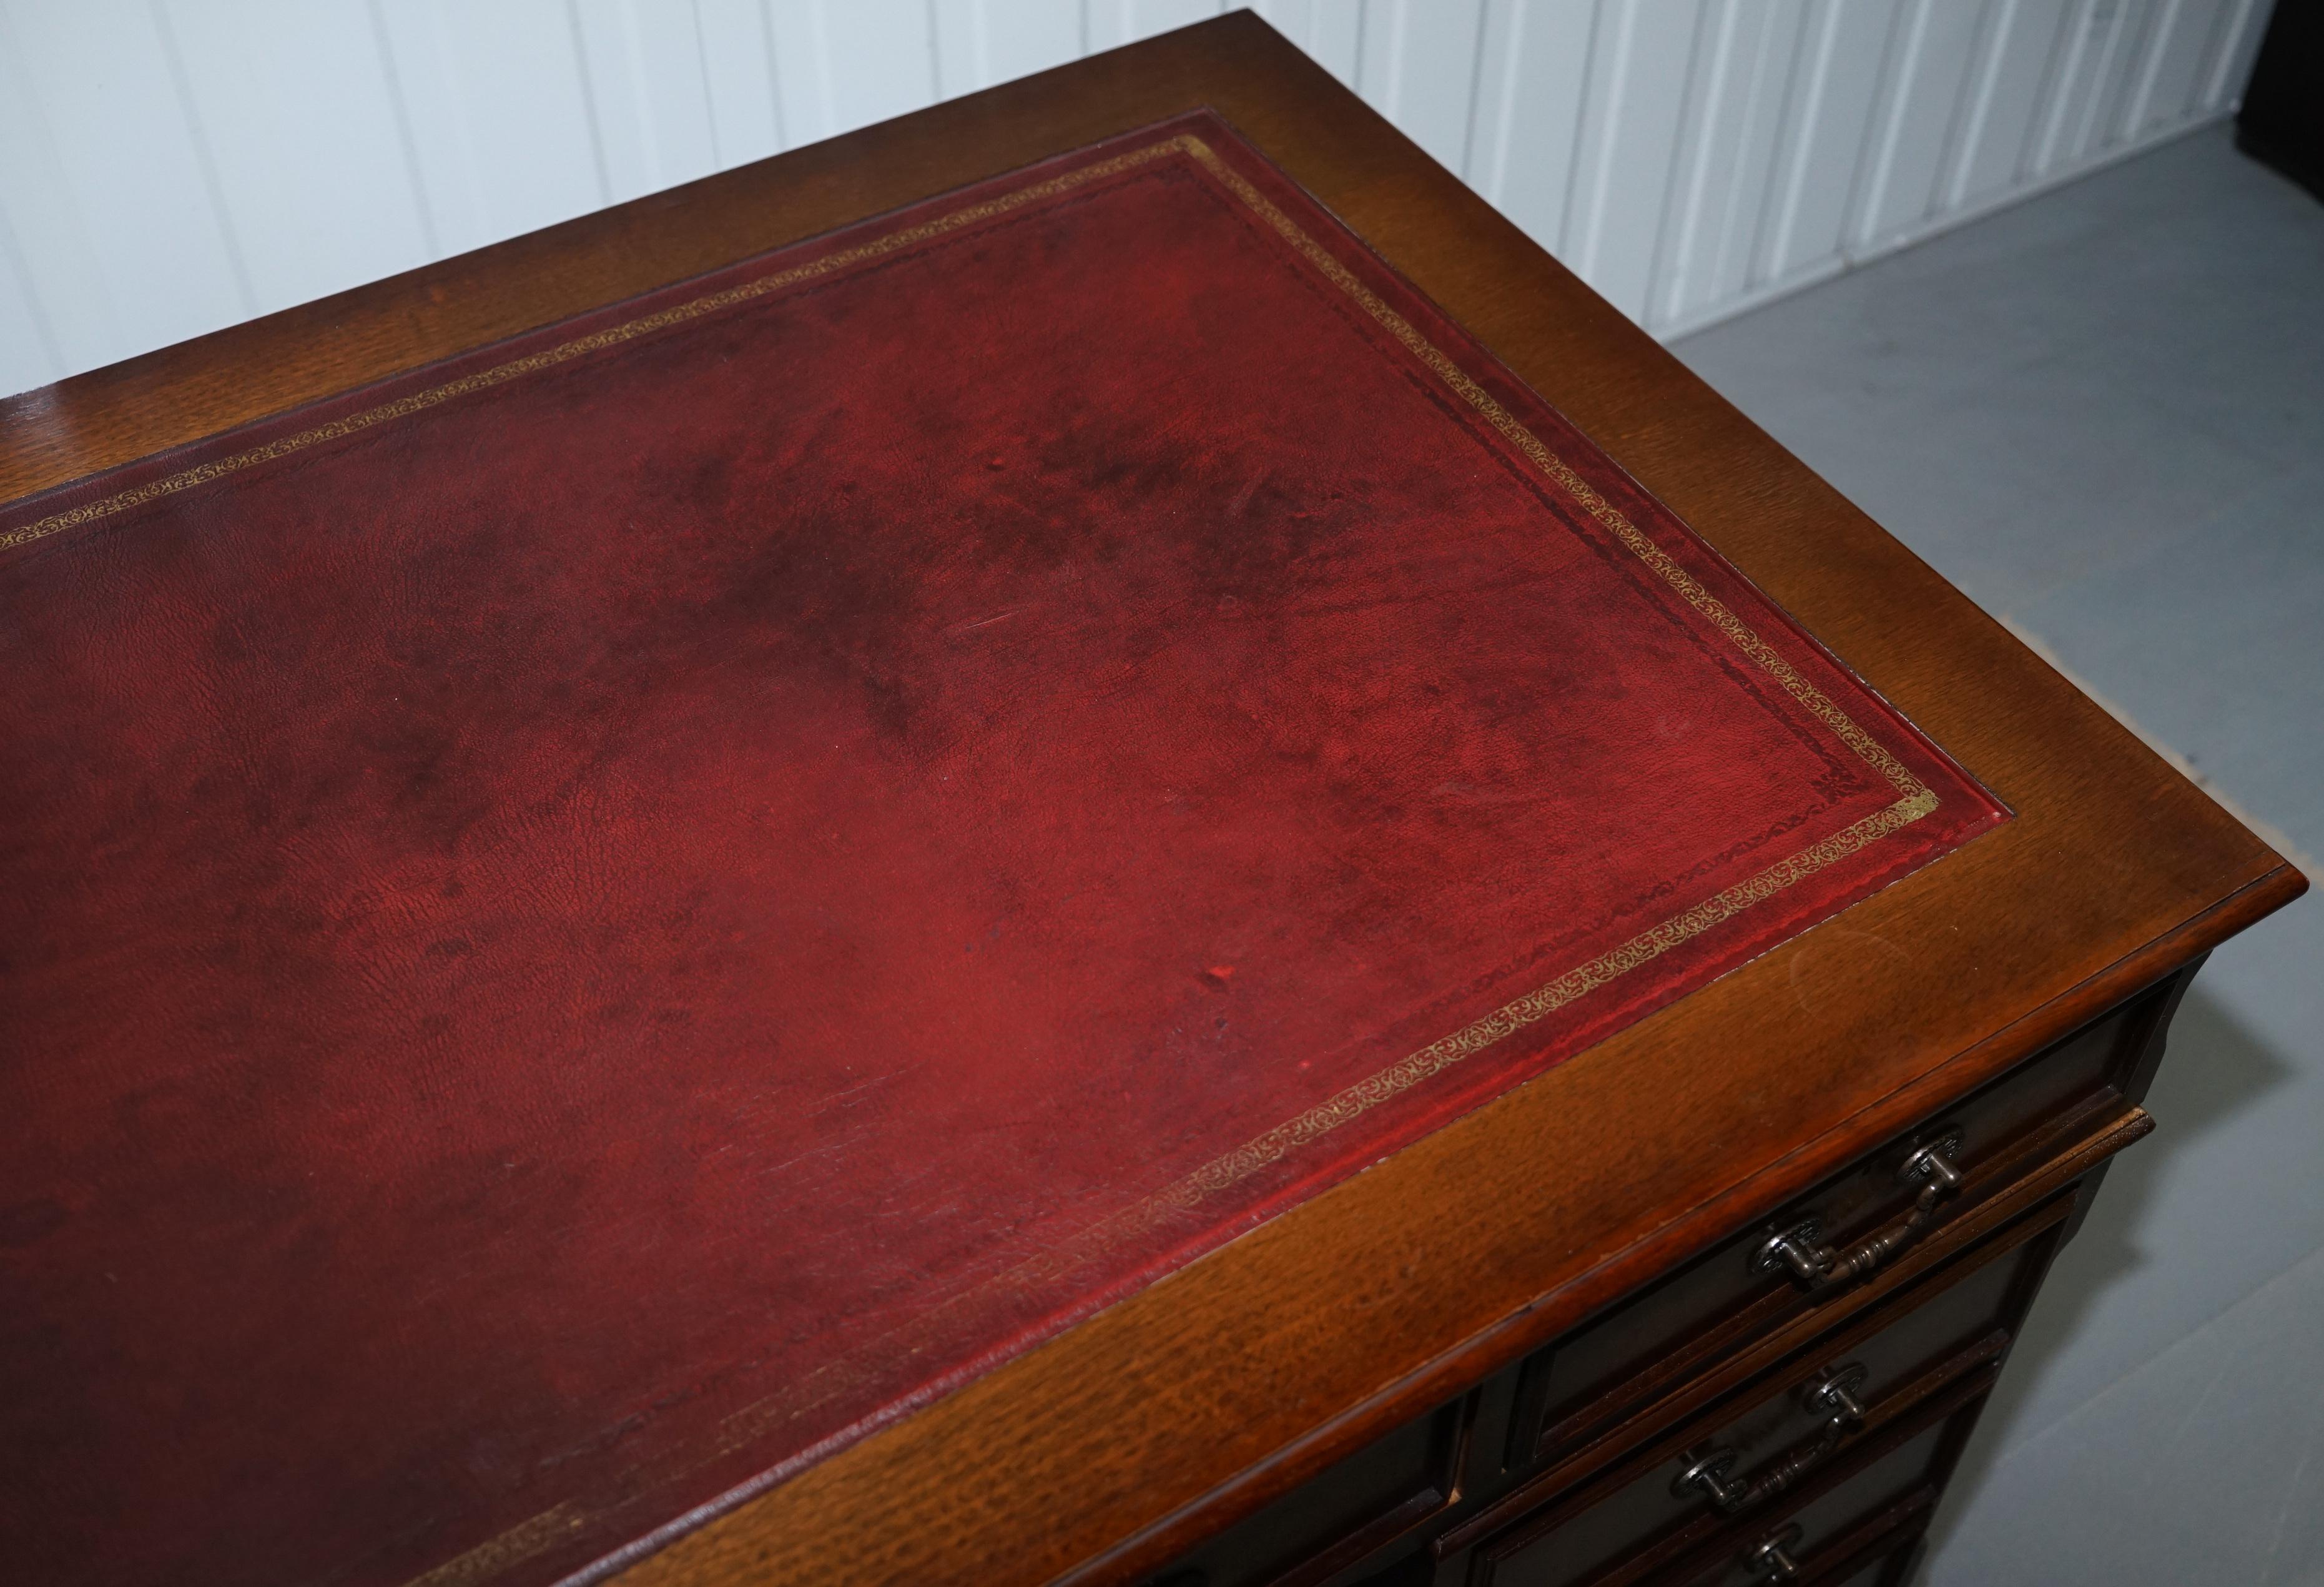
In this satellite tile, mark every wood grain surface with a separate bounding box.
[1,16,2302,1586]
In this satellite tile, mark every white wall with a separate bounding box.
[0,0,2272,400]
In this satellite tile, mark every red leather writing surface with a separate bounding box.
[0,115,2002,1587]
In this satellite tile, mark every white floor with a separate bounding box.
[1677,123,2324,1587]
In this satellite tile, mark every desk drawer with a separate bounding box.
[1151,1395,1472,1587]
[1502,980,2177,1476]
[1457,1203,2059,1587]
[1476,1373,1987,1587]
[1674,1409,1950,1586]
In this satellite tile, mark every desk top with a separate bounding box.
[0,109,2000,1587]
[0,17,2300,1587]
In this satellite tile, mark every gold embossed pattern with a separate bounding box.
[0,127,1964,1587]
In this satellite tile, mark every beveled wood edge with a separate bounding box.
[1045,871,2287,1587]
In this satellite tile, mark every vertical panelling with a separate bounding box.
[2063,0,2135,162]
[2199,0,2267,110]
[365,1,484,258]
[372,0,608,256]
[2122,0,2190,134]
[0,0,2287,400]
[1355,0,1488,176]
[571,0,718,199]
[1701,0,1809,311]
[1853,0,1994,245]
[1467,0,1600,255]
[2138,0,2240,127]
[2036,0,2110,174]
[1655,0,1819,325]
[930,0,1082,97]
[0,209,60,396]
[156,0,435,315]
[1251,0,1361,86]
[692,0,786,167]
[1652,0,1750,325]
[1086,0,1227,54]
[767,0,940,149]
[430,0,609,226]
[0,0,249,364]
[2086,0,2162,154]
[1760,0,1903,284]
[0,2,124,384]
[2032,0,2115,172]
[1949,0,2070,205]
[1566,0,1710,323]
[1939,0,2016,206]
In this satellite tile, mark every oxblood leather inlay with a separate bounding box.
[0,115,2003,1587]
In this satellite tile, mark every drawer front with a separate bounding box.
[1502,980,2174,1476]
[1724,1525,1928,1587]
[1151,1395,1472,1587]
[1680,1429,1942,1585]
[1462,1205,2059,1587]
[1482,1380,1984,1587]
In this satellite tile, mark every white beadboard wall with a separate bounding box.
[0,0,2272,402]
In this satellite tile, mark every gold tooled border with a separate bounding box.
[0,132,1944,1587]
[0,140,1191,554]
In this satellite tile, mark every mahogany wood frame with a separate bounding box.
[1,16,2302,1586]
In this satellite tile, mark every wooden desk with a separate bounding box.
[0,16,2301,1587]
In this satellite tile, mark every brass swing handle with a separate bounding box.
[1672,1364,1871,1516]
[1753,1130,1967,1292]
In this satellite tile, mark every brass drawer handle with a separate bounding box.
[1745,1521,1805,1581]
[1672,1363,1869,1516]
[1752,1129,1966,1291]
